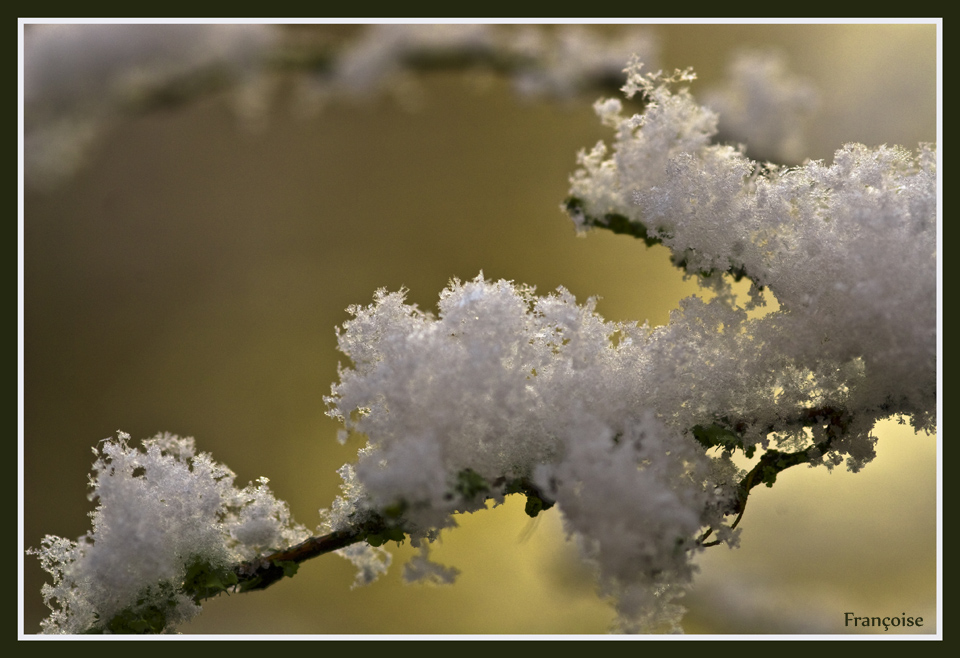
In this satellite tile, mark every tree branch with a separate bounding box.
[229,527,368,595]
[229,408,852,595]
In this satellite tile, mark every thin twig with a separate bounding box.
[228,528,367,596]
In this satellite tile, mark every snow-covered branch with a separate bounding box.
[26,28,937,635]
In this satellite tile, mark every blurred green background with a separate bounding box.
[22,23,937,635]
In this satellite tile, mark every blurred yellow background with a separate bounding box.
[22,23,937,635]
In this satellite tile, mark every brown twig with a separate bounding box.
[229,528,367,595]
[695,406,852,547]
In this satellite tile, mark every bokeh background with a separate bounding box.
[21,22,938,635]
